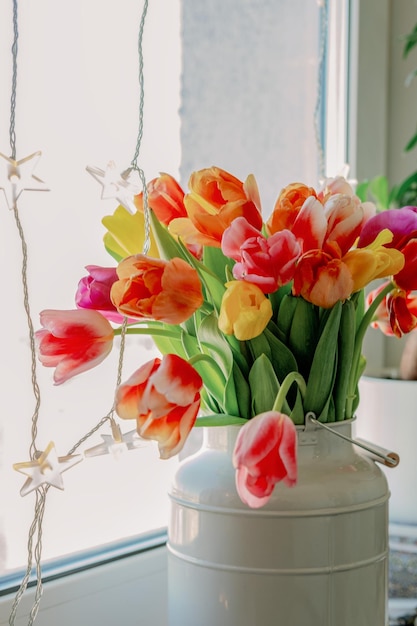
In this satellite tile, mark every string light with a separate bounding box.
[6,1,152,623]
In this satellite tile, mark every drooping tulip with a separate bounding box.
[35,309,114,384]
[115,354,203,459]
[233,411,297,508]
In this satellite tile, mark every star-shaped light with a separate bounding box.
[13,441,83,496]
[0,151,49,209]
[84,422,145,460]
[86,161,142,214]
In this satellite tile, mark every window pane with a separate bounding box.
[0,0,181,578]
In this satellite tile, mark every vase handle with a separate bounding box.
[305,413,400,468]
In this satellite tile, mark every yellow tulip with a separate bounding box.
[102,205,159,260]
[218,280,272,341]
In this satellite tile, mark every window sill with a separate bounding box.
[0,542,168,626]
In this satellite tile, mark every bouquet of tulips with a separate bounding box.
[35,166,417,508]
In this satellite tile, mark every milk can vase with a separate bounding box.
[167,421,389,626]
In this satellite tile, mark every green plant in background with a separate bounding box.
[357,21,417,210]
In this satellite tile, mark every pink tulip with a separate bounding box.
[221,217,301,293]
[76,265,129,324]
[115,354,203,459]
[35,309,114,384]
[233,411,297,508]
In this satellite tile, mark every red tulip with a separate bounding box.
[35,309,114,384]
[115,355,203,458]
[232,411,297,508]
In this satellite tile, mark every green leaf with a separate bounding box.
[354,180,370,203]
[197,313,240,416]
[288,297,319,379]
[395,171,417,206]
[304,301,342,421]
[149,209,188,261]
[263,328,298,383]
[403,24,417,58]
[405,130,417,153]
[369,175,390,211]
[232,361,252,419]
[248,354,280,416]
[289,388,305,425]
[247,332,272,362]
[333,300,355,421]
[276,293,298,342]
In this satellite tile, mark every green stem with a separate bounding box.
[272,372,307,413]
[113,326,180,339]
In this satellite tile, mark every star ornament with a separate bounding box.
[84,423,146,460]
[0,151,49,209]
[13,441,83,497]
[86,161,142,214]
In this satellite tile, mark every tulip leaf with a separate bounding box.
[262,328,299,388]
[276,293,298,342]
[289,388,305,425]
[288,297,319,379]
[247,333,272,362]
[149,208,188,262]
[199,246,233,312]
[151,330,188,360]
[232,361,251,419]
[333,300,355,420]
[304,301,342,420]
[197,313,240,416]
[248,354,280,416]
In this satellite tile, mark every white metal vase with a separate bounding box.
[167,421,389,626]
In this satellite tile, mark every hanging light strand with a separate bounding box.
[314,0,329,181]
[9,0,18,159]
[128,0,151,254]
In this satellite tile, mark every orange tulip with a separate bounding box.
[134,172,187,225]
[292,250,353,308]
[111,254,203,324]
[266,182,317,235]
[115,355,202,459]
[169,166,262,247]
